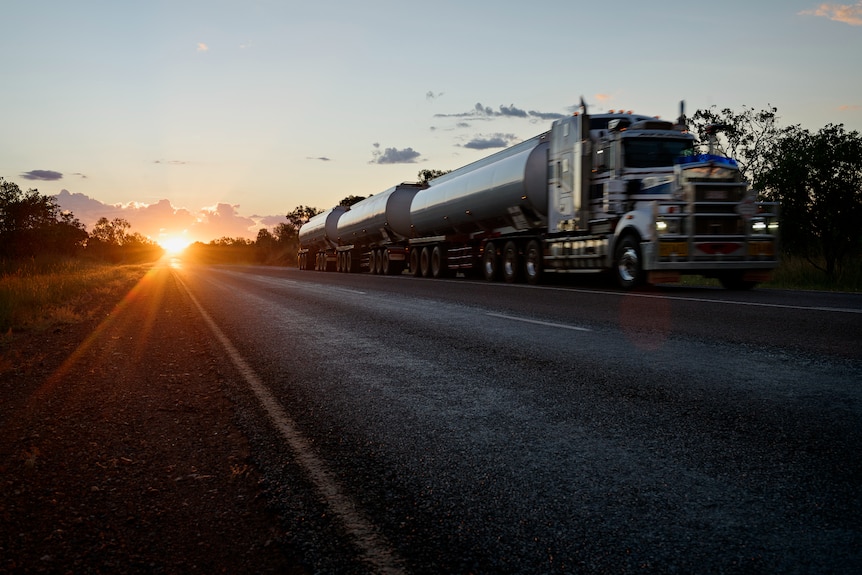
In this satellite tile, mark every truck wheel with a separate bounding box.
[345,251,354,273]
[420,247,432,277]
[382,250,392,275]
[502,241,520,283]
[431,245,447,278]
[409,249,421,277]
[377,250,386,274]
[483,242,500,281]
[614,235,644,289]
[524,240,542,285]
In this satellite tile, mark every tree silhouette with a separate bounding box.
[284,205,322,238]
[418,169,451,184]
[0,178,87,259]
[759,123,862,278]
[690,105,786,187]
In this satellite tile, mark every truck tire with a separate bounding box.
[483,242,500,282]
[345,251,354,273]
[420,247,432,278]
[431,245,448,279]
[382,250,393,275]
[409,248,421,277]
[614,235,644,289]
[524,240,542,285]
[502,241,520,283]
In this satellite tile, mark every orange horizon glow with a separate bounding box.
[158,235,193,255]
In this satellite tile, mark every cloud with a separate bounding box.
[21,169,63,181]
[463,133,518,150]
[194,203,258,239]
[197,42,209,52]
[528,109,568,121]
[52,190,273,242]
[370,143,421,164]
[307,156,332,161]
[154,159,189,165]
[838,104,862,111]
[799,2,862,25]
[426,91,444,100]
[434,102,566,122]
[256,214,290,227]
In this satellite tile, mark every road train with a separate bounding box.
[298,103,778,289]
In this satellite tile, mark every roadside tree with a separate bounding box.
[690,105,787,187]
[87,217,162,262]
[0,178,88,259]
[285,205,322,239]
[418,169,451,184]
[758,123,862,279]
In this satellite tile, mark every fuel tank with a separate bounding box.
[298,205,348,251]
[409,134,549,237]
[336,183,424,247]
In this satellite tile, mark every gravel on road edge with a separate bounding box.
[0,265,307,574]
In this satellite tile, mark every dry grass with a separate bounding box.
[679,255,861,292]
[0,257,152,336]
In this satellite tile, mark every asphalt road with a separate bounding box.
[175,263,862,574]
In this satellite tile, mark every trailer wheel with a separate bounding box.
[483,242,500,281]
[409,248,421,277]
[524,240,542,285]
[502,241,521,283]
[431,245,447,278]
[420,247,432,278]
[345,251,354,273]
[614,235,644,289]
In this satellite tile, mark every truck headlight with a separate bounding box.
[656,218,681,235]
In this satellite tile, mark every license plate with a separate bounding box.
[659,242,688,257]
[748,241,775,256]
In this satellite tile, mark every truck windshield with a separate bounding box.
[623,138,694,168]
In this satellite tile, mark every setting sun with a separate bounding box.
[159,236,192,255]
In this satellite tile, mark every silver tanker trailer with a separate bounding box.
[333,183,424,275]
[297,205,347,271]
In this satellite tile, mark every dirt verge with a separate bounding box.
[0,265,305,574]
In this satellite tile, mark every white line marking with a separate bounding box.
[459,279,861,315]
[487,312,592,332]
[177,276,404,574]
[609,290,862,314]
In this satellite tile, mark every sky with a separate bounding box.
[2,0,861,247]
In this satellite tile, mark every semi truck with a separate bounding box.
[298,102,779,289]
